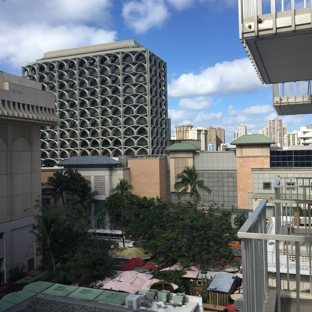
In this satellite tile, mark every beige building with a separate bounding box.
[284,130,300,146]
[0,72,57,282]
[207,126,225,151]
[232,134,273,209]
[174,125,225,151]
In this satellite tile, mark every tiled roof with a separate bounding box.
[231,134,275,145]
[59,156,120,167]
[165,142,200,151]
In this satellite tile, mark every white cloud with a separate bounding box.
[179,96,213,110]
[122,0,169,34]
[0,0,116,72]
[168,58,265,97]
[169,109,223,129]
[228,104,274,116]
[0,0,112,27]
[282,115,306,127]
[0,23,117,72]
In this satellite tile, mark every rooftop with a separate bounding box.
[231,134,275,146]
[165,142,200,152]
[36,40,143,61]
[58,156,121,168]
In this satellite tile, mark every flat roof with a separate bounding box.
[37,40,143,61]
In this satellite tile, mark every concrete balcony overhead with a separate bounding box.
[239,0,312,84]
[273,80,312,115]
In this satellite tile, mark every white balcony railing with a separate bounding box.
[273,81,312,115]
[238,177,312,312]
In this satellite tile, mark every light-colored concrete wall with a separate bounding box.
[194,151,236,170]
[128,158,167,200]
[0,72,57,282]
[0,122,41,222]
[236,145,271,209]
[0,121,43,281]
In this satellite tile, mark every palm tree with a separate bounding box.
[65,168,86,202]
[110,179,133,247]
[31,211,60,273]
[47,170,67,205]
[174,165,211,207]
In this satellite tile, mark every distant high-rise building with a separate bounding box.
[268,118,284,147]
[259,126,268,137]
[22,40,169,165]
[238,124,247,137]
[234,130,238,140]
[173,125,225,151]
[298,125,312,146]
[174,125,193,140]
[284,130,300,146]
[207,126,225,151]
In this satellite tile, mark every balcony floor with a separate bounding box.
[245,30,312,84]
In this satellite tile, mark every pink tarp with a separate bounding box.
[160,263,200,279]
[96,270,178,293]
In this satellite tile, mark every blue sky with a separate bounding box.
[0,0,309,143]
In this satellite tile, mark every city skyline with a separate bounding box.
[0,0,309,143]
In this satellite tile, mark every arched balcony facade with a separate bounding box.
[22,40,169,162]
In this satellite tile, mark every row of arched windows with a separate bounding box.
[41,145,149,163]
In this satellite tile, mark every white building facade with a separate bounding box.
[298,125,312,146]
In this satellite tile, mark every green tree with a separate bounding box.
[32,204,113,285]
[47,169,95,207]
[47,170,67,205]
[234,211,247,231]
[174,165,211,206]
[110,179,133,247]
[128,199,233,268]
[31,210,60,273]
[65,168,87,202]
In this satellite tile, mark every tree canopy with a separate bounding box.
[106,179,133,247]
[174,165,211,206]
[31,204,113,285]
[127,199,235,268]
[47,168,96,207]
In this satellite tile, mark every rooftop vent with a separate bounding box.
[146,289,158,301]
[158,290,170,302]
[125,294,141,311]
[173,293,185,306]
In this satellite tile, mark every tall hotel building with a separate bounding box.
[22,40,169,165]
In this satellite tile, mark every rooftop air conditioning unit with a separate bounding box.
[158,290,170,302]
[146,289,158,301]
[173,293,185,306]
[125,294,141,311]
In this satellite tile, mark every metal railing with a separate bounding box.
[239,0,312,40]
[238,177,312,312]
[239,0,311,19]
[273,81,312,108]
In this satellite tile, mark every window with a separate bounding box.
[263,182,271,190]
